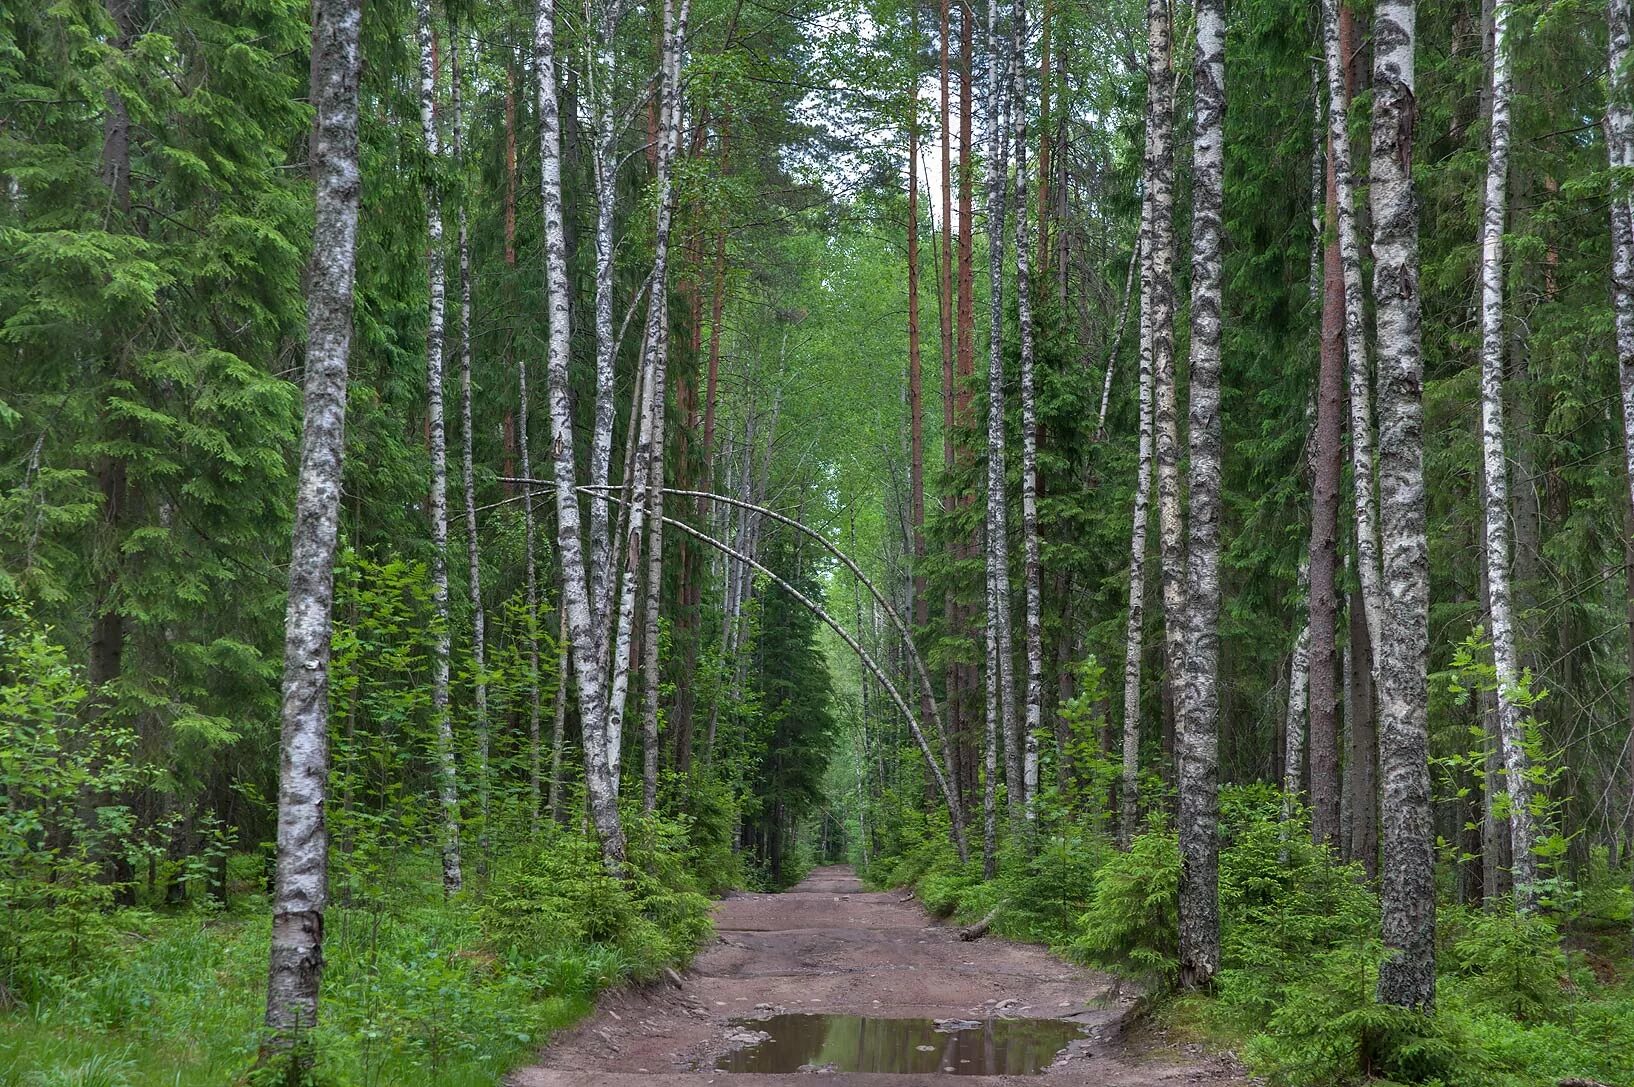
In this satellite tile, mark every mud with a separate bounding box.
[509,865,1247,1087]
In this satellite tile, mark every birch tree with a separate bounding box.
[415,0,462,895]
[1011,0,1043,817]
[1605,0,1634,953]
[1147,0,1185,755]
[450,32,489,867]
[1120,0,1176,846]
[1475,0,1538,910]
[982,0,1017,840]
[264,0,361,1047]
[1370,0,1437,1011]
[536,0,626,867]
[1178,0,1225,991]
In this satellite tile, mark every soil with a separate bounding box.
[509,865,1248,1087]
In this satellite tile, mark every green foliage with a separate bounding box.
[1441,906,1569,1022]
[1067,820,1179,984]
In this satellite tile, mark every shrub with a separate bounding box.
[1068,820,1179,983]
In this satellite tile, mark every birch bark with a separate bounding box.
[1119,234,1154,847]
[1145,0,1184,767]
[1604,0,1634,953]
[982,0,1018,832]
[416,0,462,895]
[264,0,361,1045]
[1320,0,1385,656]
[1475,0,1538,910]
[1178,0,1225,991]
[450,33,489,870]
[1370,0,1437,1010]
[536,0,627,867]
[1011,0,1043,818]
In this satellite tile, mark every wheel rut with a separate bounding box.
[510,865,1245,1086]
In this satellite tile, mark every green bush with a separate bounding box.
[1067,820,1179,983]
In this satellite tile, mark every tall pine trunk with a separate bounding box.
[416,0,462,895]
[264,0,361,1046]
[1370,0,1436,1011]
[1475,0,1538,909]
[1178,0,1225,991]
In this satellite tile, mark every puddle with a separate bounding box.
[714,1013,1085,1074]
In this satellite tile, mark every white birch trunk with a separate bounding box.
[1475,0,1538,910]
[983,0,1019,832]
[1012,0,1043,819]
[641,0,691,816]
[606,0,690,793]
[1320,0,1385,658]
[265,0,361,1043]
[1145,0,1185,763]
[416,0,462,895]
[450,33,489,870]
[1096,246,1139,442]
[1370,0,1437,1010]
[1605,0,1634,956]
[535,0,626,867]
[1178,0,1225,991]
[1120,229,1155,847]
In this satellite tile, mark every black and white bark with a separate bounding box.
[1605,0,1634,953]
[1320,0,1384,657]
[416,0,462,895]
[1120,237,1156,845]
[640,0,692,814]
[1475,0,1538,910]
[982,0,1017,842]
[1370,0,1437,1011]
[1096,246,1139,442]
[1145,0,1184,766]
[264,0,361,1044]
[1012,0,1042,818]
[536,0,627,866]
[450,32,489,869]
[1178,0,1224,991]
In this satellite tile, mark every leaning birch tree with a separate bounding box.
[264,0,362,1048]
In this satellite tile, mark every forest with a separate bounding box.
[4,0,1634,1081]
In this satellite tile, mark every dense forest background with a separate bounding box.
[4,0,1634,1082]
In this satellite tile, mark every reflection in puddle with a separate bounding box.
[714,1013,1085,1074]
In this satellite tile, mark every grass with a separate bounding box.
[0,838,714,1087]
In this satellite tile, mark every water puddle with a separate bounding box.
[714,1013,1085,1074]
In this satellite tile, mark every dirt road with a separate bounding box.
[511,865,1244,1086]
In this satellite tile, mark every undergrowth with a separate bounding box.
[864,781,1634,1087]
[0,820,715,1087]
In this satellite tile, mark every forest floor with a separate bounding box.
[510,865,1247,1086]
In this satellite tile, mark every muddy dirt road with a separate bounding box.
[511,865,1245,1087]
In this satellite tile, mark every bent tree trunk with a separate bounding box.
[265,0,362,1047]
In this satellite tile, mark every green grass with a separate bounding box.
[1,834,715,1087]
